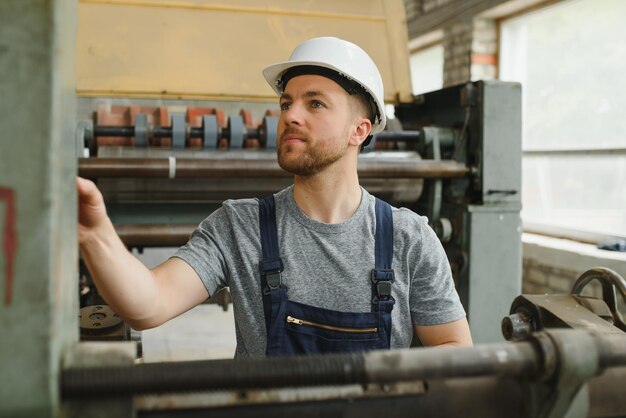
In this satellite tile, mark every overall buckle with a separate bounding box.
[371,269,395,303]
[265,270,282,291]
[260,258,284,294]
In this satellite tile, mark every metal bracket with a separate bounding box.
[570,267,626,332]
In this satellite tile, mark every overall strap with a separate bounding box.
[371,198,395,313]
[258,195,284,332]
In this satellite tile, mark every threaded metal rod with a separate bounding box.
[62,342,543,398]
[62,353,366,398]
[61,331,626,399]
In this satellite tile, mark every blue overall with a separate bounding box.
[258,195,395,356]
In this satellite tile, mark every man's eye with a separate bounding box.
[311,101,324,108]
[280,102,291,111]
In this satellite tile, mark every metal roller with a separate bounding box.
[134,113,149,147]
[171,113,186,149]
[90,120,424,150]
[227,115,245,149]
[78,155,467,179]
[202,115,218,149]
[261,116,278,149]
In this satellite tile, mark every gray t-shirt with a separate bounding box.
[174,185,465,357]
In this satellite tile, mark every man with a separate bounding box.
[78,37,472,357]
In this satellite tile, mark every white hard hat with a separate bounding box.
[262,37,386,135]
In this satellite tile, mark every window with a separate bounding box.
[499,0,626,240]
[409,44,444,95]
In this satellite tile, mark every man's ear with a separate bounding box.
[349,117,372,147]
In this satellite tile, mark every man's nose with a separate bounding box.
[282,102,304,126]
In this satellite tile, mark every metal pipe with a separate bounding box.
[116,224,195,247]
[93,126,421,143]
[95,126,136,137]
[375,131,422,142]
[364,342,539,383]
[135,369,626,418]
[61,331,626,398]
[78,158,468,179]
[62,342,540,398]
[598,334,626,368]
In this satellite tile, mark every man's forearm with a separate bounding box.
[80,217,161,329]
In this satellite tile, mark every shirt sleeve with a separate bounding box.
[408,215,466,326]
[171,208,230,298]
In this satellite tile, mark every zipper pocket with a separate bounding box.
[286,315,378,333]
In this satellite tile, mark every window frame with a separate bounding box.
[407,30,444,96]
[496,0,626,243]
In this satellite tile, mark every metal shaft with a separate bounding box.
[93,125,421,143]
[62,342,539,398]
[61,331,626,398]
[135,370,626,418]
[78,158,468,179]
[116,224,195,247]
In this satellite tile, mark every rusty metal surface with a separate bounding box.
[135,377,526,418]
[508,294,625,337]
[135,369,626,418]
[136,381,426,411]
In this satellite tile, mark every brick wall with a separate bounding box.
[522,258,602,296]
[471,18,498,80]
[442,20,473,86]
[522,234,626,300]
[404,0,501,87]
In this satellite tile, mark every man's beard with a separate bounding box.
[277,127,347,177]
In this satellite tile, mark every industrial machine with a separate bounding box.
[75,79,522,345]
[60,268,626,418]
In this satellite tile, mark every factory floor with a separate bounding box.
[141,304,237,362]
[134,248,237,362]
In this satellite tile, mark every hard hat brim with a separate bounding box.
[262,60,347,96]
[262,60,386,134]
